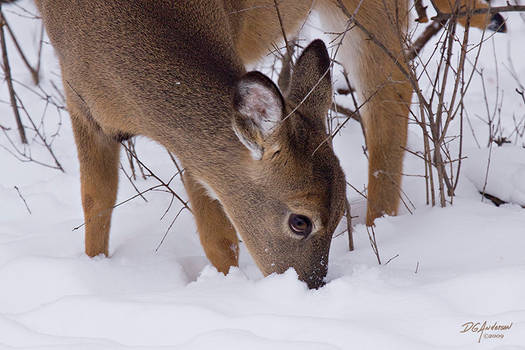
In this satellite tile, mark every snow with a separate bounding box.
[1,1,524,349]
[464,146,525,206]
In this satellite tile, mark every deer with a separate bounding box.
[8,0,347,289]
[1,0,505,289]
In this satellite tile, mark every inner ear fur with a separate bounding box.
[232,71,285,159]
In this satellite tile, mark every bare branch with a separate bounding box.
[0,7,26,144]
[14,185,31,214]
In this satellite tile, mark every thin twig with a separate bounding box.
[121,142,191,214]
[155,206,187,252]
[15,93,64,171]
[344,198,354,251]
[3,16,39,84]
[407,18,447,61]
[0,7,26,143]
[366,225,381,265]
[384,254,399,265]
[120,162,148,202]
[14,185,31,214]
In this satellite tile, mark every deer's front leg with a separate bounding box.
[69,102,120,257]
[183,172,239,274]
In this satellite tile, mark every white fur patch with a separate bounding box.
[197,179,220,202]
[232,122,263,160]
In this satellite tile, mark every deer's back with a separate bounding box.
[38,0,244,144]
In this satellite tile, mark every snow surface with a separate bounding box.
[1,1,524,349]
[464,146,525,206]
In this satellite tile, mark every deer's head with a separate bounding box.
[207,40,345,288]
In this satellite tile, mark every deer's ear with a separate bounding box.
[232,71,284,160]
[288,39,332,119]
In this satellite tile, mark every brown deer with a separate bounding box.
[2,0,505,288]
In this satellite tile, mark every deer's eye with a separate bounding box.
[288,214,313,237]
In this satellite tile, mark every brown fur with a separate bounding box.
[6,0,499,288]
